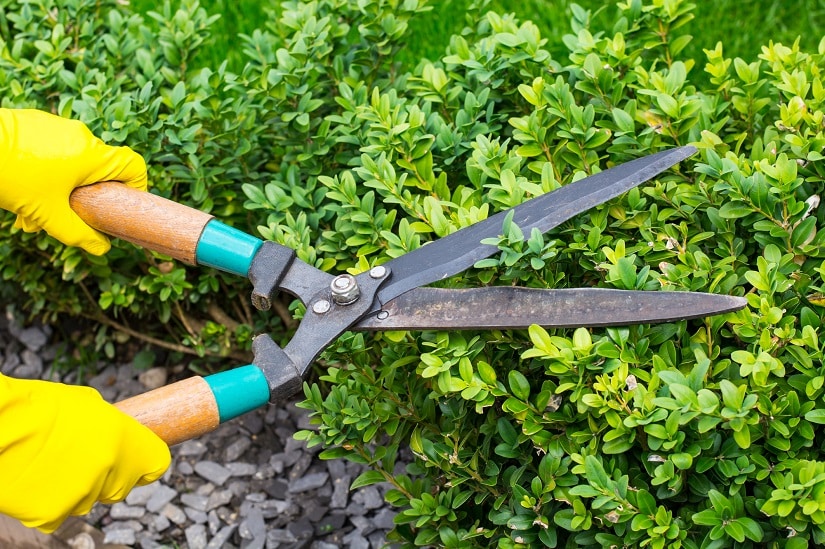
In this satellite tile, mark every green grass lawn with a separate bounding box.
[130,0,825,72]
[403,0,825,66]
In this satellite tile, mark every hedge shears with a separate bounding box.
[70,146,746,445]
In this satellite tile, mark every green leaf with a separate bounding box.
[572,327,592,350]
[503,397,530,414]
[692,508,721,526]
[786,537,810,549]
[528,324,556,354]
[131,350,156,370]
[804,409,825,424]
[495,32,524,47]
[792,216,817,248]
[508,370,531,401]
[569,485,601,497]
[517,143,544,157]
[612,107,635,133]
[707,490,731,513]
[718,201,754,219]
[477,361,497,385]
[384,330,407,343]
[732,426,751,449]
[350,470,386,489]
[724,520,746,542]
[584,455,609,489]
[616,257,637,288]
[668,383,699,407]
[602,437,634,454]
[170,81,186,106]
[317,447,351,459]
[497,418,518,445]
[656,93,680,118]
[720,380,744,410]
[735,517,763,541]
[635,490,656,515]
[553,509,576,531]
[671,453,693,470]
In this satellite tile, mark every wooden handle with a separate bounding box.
[70,183,213,264]
[115,376,220,446]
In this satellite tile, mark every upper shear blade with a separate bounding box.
[373,146,697,310]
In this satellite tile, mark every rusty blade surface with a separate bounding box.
[355,287,747,330]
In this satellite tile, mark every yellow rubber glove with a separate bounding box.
[0,108,148,255]
[0,374,171,533]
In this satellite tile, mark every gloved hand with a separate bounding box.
[0,374,171,533]
[0,108,148,255]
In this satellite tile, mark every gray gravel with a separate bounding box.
[0,307,401,548]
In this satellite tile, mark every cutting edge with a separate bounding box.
[355,287,747,331]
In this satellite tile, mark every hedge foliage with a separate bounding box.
[4,0,825,547]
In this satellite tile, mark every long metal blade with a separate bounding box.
[357,287,746,330]
[372,146,697,312]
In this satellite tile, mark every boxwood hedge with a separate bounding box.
[3,0,825,547]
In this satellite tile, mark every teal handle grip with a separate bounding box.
[204,365,271,423]
[196,220,263,277]
[115,365,270,446]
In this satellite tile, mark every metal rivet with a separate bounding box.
[330,274,360,305]
[369,266,387,279]
[377,311,389,320]
[312,299,331,314]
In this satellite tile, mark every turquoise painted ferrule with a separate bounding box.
[204,365,271,423]
[195,220,263,277]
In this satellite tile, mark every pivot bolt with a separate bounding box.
[330,274,360,305]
